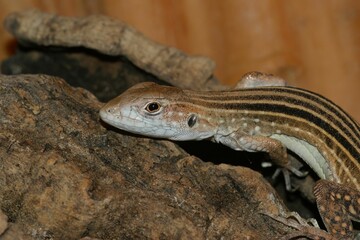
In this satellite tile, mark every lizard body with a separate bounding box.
[100,72,360,239]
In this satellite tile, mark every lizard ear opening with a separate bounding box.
[187,114,197,128]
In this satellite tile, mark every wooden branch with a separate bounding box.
[4,9,221,90]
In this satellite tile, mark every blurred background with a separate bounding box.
[0,0,359,121]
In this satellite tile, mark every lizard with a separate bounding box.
[99,72,360,239]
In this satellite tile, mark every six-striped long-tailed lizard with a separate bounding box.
[99,72,360,239]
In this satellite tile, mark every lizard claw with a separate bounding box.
[260,212,336,240]
[271,155,308,192]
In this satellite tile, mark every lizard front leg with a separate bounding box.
[215,132,290,168]
[214,132,307,191]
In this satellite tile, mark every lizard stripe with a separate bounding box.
[172,99,360,188]
[187,87,360,142]
[184,93,360,150]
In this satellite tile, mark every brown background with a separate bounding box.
[0,0,359,121]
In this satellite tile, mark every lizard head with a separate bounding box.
[100,82,216,140]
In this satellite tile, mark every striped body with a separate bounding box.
[183,86,360,190]
[100,82,360,190]
[100,75,360,238]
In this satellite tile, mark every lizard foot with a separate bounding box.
[271,155,309,191]
[261,212,336,240]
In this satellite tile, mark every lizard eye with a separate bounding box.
[145,102,161,114]
[187,114,197,128]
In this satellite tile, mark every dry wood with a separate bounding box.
[4,9,220,91]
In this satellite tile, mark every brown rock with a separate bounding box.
[0,74,292,239]
[0,209,8,235]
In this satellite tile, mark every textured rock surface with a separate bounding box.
[0,210,8,235]
[0,74,291,239]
